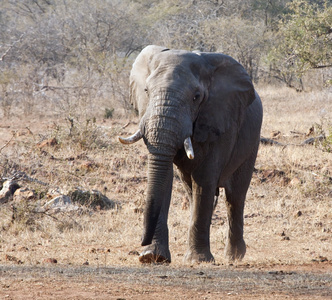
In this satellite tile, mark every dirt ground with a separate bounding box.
[0,86,331,299]
[1,262,331,299]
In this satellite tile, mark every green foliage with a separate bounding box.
[104,108,114,119]
[252,0,290,28]
[267,0,332,89]
[314,119,332,153]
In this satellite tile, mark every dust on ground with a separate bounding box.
[1,262,331,299]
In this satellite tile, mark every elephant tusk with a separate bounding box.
[184,137,194,160]
[118,129,143,144]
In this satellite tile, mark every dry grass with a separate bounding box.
[0,85,331,271]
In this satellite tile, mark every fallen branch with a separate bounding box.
[260,135,326,147]
[260,137,285,146]
[4,171,48,186]
[300,135,325,145]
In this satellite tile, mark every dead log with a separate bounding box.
[260,137,285,146]
[301,135,325,145]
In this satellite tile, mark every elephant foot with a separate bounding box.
[184,249,215,263]
[139,244,171,264]
[225,239,246,261]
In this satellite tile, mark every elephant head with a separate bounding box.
[119,45,256,249]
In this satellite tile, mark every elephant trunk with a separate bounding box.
[139,94,193,245]
[141,153,173,246]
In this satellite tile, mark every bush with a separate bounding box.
[314,120,332,153]
[104,108,114,119]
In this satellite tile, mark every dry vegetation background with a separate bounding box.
[0,0,331,299]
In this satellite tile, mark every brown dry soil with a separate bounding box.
[1,90,332,299]
[1,262,331,299]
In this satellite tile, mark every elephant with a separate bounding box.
[119,45,263,264]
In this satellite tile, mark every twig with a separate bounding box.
[122,122,131,129]
[0,134,15,153]
[0,33,25,62]
[25,127,34,135]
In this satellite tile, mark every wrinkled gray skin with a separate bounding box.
[119,45,263,264]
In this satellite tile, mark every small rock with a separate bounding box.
[46,188,63,199]
[13,187,36,202]
[69,188,116,209]
[271,130,281,139]
[83,260,89,265]
[18,246,29,252]
[43,258,57,264]
[0,180,20,204]
[128,250,140,256]
[133,207,143,214]
[45,195,71,207]
[79,161,95,171]
[37,137,58,149]
[44,195,83,213]
[318,256,328,262]
[280,231,290,240]
[5,254,23,264]
[294,211,302,218]
[290,177,301,186]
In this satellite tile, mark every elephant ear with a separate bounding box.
[193,53,256,143]
[130,45,169,118]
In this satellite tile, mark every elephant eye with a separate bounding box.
[193,92,200,102]
[144,88,148,94]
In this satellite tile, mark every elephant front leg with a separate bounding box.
[139,174,172,264]
[139,216,171,263]
[185,183,215,263]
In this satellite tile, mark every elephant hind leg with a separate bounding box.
[224,158,256,261]
[224,185,247,261]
